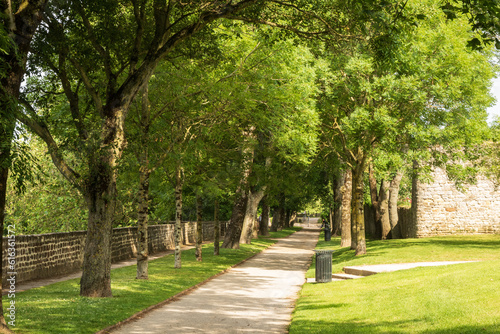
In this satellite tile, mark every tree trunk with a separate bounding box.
[351,157,367,256]
[136,158,150,279]
[240,188,265,244]
[214,199,220,256]
[136,86,150,280]
[379,180,391,240]
[0,87,15,331]
[0,165,12,332]
[278,195,286,229]
[340,169,352,248]
[278,206,286,229]
[389,171,403,239]
[195,195,203,261]
[222,126,255,248]
[221,189,247,249]
[368,163,382,238]
[350,176,357,251]
[174,166,183,268]
[283,209,290,228]
[270,207,280,232]
[80,102,128,296]
[80,155,116,297]
[259,196,270,236]
[0,1,48,327]
[333,175,342,236]
[251,211,260,239]
[289,211,297,227]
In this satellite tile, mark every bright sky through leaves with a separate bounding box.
[488,75,500,124]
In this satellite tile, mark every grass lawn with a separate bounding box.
[290,234,500,334]
[8,227,300,334]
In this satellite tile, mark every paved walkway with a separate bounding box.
[109,224,320,334]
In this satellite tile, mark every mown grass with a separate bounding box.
[291,234,500,333]
[8,227,300,334]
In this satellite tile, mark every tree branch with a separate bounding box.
[58,52,88,141]
[16,99,83,193]
[74,1,116,96]
[69,57,105,118]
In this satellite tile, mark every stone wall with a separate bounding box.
[2,221,227,285]
[410,167,500,237]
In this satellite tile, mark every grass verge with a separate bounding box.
[9,227,300,334]
[290,234,500,333]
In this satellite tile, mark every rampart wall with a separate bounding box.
[2,221,227,286]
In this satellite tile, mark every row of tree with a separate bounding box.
[1,0,499,332]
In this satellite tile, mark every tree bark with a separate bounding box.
[222,126,255,248]
[221,189,247,249]
[79,98,129,296]
[379,180,391,240]
[270,207,280,232]
[136,86,150,280]
[340,169,352,248]
[278,195,286,229]
[214,199,220,255]
[136,159,150,279]
[0,165,11,332]
[251,210,260,239]
[389,171,403,239]
[284,209,291,228]
[0,91,15,331]
[289,211,297,227]
[351,154,367,256]
[259,196,270,236]
[80,153,117,297]
[333,175,342,236]
[368,163,382,238]
[174,166,183,268]
[195,195,203,261]
[240,188,266,244]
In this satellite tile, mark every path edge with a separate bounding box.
[96,231,302,334]
[286,229,320,334]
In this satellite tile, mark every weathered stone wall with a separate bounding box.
[2,221,227,285]
[410,167,500,237]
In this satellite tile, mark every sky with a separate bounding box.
[487,75,500,125]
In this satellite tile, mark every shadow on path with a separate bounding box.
[109,226,320,334]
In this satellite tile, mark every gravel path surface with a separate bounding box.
[111,223,320,334]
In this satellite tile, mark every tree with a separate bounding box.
[0,0,49,330]
[18,0,331,297]
[318,0,496,255]
[215,28,319,248]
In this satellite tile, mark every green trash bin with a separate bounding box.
[314,249,334,283]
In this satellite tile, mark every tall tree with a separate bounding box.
[318,0,495,255]
[19,0,330,296]
[0,0,49,330]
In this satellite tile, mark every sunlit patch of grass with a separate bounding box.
[8,228,298,333]
[291,234,500,334]
[308,234,500,277]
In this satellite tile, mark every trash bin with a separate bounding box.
[324,223,331,242]
[314,249,334,283]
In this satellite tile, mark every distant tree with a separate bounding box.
[318,0,496,255]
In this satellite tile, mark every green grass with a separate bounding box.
[8,228,299,334]
[291,234,500,333]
